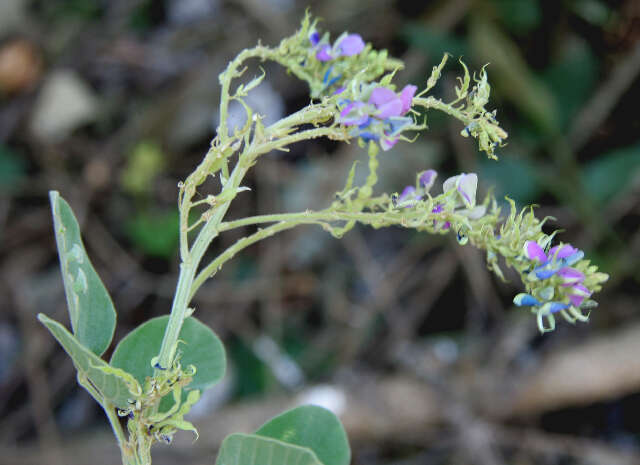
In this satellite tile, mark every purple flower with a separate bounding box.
[524,241,586,282]
[549,244,579,259]
[339,101,368,126]
[557,267,585,286]
[443,173,478,209]
[419,169,437,191]
[316,44,333,61]
[569,284,591,307]
[524,241,547,263]
[368,85,416,118]
[369,88,402,118]
[310,32,365,62]
[432,204,443,213]
[337,82,417,151]
[336,34,365,56]
[398,186,418,206]
[309,31,320,46]
[380,137,398,151]
[524,241,583,266]
[400,85,417,113]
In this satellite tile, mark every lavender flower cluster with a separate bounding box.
[305,26,418,151]
[391,169,608,332]
[301,18,607,332]
[512,240,605,331]
[309,30,365,62]
[337,84,417,150]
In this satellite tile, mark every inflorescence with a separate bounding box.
[237,14,608,333]
[388,169,609,332]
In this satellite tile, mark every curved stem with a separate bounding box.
[190,207,435,298]
[189,221,308,300]
[217,209,407,232]
[218,46,275,143]
[156,157,251,369]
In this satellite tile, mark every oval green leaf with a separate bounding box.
[49,191,116,355]
[110,316,225,394]
[255,405,350,465]
[38,314,135,409]
[215,433,323,465]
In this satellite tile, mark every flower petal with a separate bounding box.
[549,244,578,259]
[569,284,592,307]
[369,87,397,106]
[524,241,547,262]
[398,185,417,205]
[513,293,540,307]
[535,267,557,280]
[460,204,487,220]
[561,250,584,266]
[548,302,569,313]
[316,45,333,61]
[337,34,365,56]
[399,84,417,114]
[419,169,437,191]
[339,102,368,126]
[358,131,379,142]
[376,99,403,118]
[571,284,591,297]
[442,174,461,194]
[457,173,478,208]
[385,116,413,136]
[380,137,398,151]
[341,115,369,126]
[558,267,585,285]
[569,294,585,307]
[309,31,320,46]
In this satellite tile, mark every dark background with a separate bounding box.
[1,0,640,464]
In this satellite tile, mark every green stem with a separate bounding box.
[218,46,275,143]
[217,209,409,232]
[413,96,473,125]
[77,375,133,464]
[189,221,313,299]
[156,159,249,369]
[189,207,433,298]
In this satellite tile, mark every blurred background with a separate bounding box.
[1,0,640,464]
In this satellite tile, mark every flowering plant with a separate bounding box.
[39,12,607,465]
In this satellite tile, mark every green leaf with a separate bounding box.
[37,314,136,409]
[215,433,323,465]
[581,145,640,203]
[110,315,226,393]
[49,191,116,356]
[255,405,350,465]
